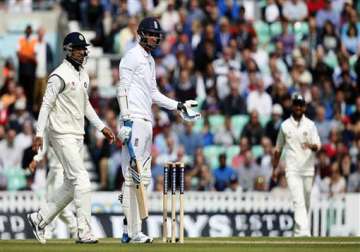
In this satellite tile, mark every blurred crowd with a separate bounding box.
[0,0,359,197]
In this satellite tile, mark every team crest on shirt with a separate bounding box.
[84,82,88,88]
[134,138,139,147]
[70,81,76,90]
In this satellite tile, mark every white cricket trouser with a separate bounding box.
[45,149,77,237]
[286,173,313,237]
[121,118,153,237]
[38,136,92,239]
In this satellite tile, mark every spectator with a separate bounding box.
[316,0,340,30]
[241,110,265,145]
[187,148,213,191]
[2,58,16,84]
[175,69,197,102]
[350,97,360,125]
[315,105,334,144]
[283,0,308,22]
[348,162,360,192]
[157,135,178,166]
[160,0,179,33]
[341,23,360,55]
[237,150,260,191]
[226,174,242,192]
[113,16,138,56]
[201,120,214,146]
[213,153,235,191]
[246,80,272,117]
[33,27,53,114]
[318,20,340,54]
[214,17,233,53]
[82,0,105,30]
[320,162,346,196]
[201,87,221,115]
[340,153,354,182]
[0,128,23,169]
[213,47,241,100]
[17,25,37,111]
[307,0,326,16]
[220,74,247,115]
[258,137,273,189]
[265,104,283,145]
[214,116,237,147]
[178,121,203,156]
[233,20,255,50]
[154,124,179,155]
[232,136,250,169]
[276,20,296,56]
[264,0,280,24]
[341,8,360,39]
[271,172,290,195]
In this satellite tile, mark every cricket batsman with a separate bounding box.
[117,16,201,243]
[27,32,115,244]
[272,93,321,236]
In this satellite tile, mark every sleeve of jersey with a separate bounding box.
[117,55,135,120]
[85,99,106,131]
[275,125,285,150]
[151,83,178,110]
[36,75,63,138]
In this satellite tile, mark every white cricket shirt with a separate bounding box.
[276,115,321,176]
[117,43,178,122]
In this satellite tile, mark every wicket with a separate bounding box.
[162,162,185,243]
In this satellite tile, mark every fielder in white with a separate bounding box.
[28,32,115,244]
[29,129,77,239]
[272,93,321,237]
[117,17,200,243]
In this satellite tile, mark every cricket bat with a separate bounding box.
[126,139,149,220]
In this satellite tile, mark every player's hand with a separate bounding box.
[302,142,318,151]
[32,137,43,152]
[271,169,278,183]
[28,160,38,174]
[178,100,201,122]
[118,125,132,144]
[102,127,115,144]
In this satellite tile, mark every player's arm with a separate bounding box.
[303,123,321,152]
[33,75,63,151]
[150,81,200,121]
[85,99,115,143]
[116,54,136,144]
[272,125,285,181]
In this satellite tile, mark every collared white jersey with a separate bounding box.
[276,115,321,176]
[118,43,178,122]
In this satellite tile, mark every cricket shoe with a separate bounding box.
[76,232,98,244]
[27,212,46,244]
[130,232,153,243]
[121,232,131,243]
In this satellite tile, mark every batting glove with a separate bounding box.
[177,100,201,122]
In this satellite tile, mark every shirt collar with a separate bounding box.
[64,59,82,73]
[137,43,150,58]
[290,115,305,127]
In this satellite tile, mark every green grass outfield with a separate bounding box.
[1,237,360,252]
